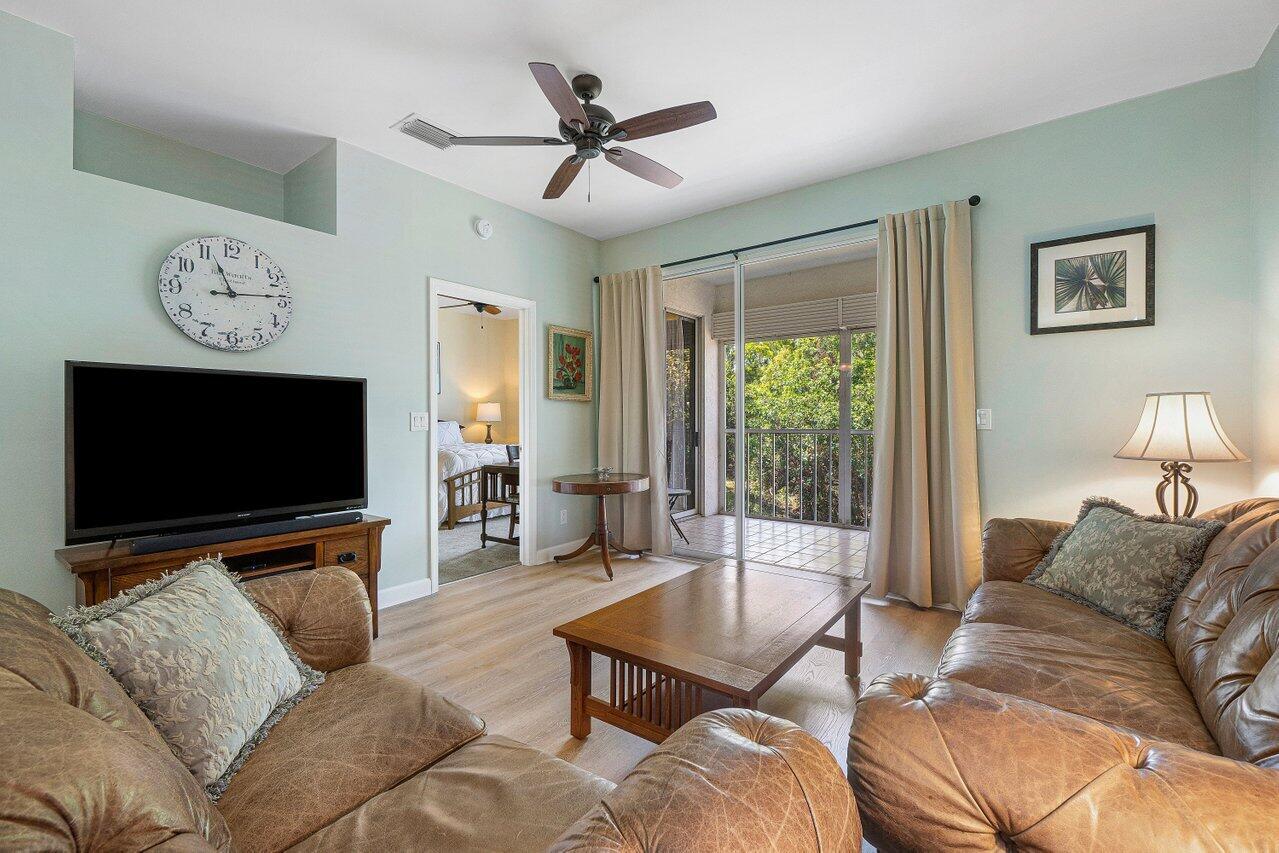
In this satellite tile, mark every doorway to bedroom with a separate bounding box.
[428,280,536,592]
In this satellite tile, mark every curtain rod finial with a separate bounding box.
[968,195,981,206]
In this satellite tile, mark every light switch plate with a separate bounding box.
[976,408,993,430]
[410,412,430,432]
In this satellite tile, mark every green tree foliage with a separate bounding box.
[722,332,876,524]
[725,332,875,430]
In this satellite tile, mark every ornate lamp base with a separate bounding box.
[484,424,494,444]
[1155,461,1198,518]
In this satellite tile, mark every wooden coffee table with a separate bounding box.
[553,559,869,743]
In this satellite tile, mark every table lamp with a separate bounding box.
[476,402,502,444]
[1115,391,1247,517]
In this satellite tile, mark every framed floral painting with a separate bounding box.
[1030,224,1155,334]
[547,324,593,401]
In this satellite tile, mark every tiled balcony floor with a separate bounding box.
[674,513,867,578]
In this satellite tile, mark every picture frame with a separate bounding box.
[1030,224,1155,334]
[547,324,593,402]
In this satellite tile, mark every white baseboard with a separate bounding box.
[534,536,587,565]
[380,535,605,610]
[378,578,433,610]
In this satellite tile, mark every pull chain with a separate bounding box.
[587,159,592,203]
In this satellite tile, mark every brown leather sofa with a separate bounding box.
[848,498,1279,851]
[0,566,860,851]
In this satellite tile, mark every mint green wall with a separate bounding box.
[283,143,338,236]
[74,110,287,221]
[602,72,1260,523]
[0,11,599,611]
[1253,29,1279,494]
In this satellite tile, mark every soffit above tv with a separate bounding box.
[10,1,1278,239]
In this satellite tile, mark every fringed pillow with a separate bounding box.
[51,557,323,800]
[1025,497,1224,638]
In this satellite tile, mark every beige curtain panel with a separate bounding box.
[597,265,673,556]
[868,201,982,608]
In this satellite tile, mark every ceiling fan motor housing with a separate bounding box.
[559,101,616,153]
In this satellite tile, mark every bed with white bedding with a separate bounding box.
[436,421,515,526]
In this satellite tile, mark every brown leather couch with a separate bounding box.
[0,566,860,851]
[848,498,1279,851]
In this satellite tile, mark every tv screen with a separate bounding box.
[66,362,367,545]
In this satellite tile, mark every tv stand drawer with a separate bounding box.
[322,535,369,577]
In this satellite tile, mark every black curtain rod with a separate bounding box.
[593,195,980,283]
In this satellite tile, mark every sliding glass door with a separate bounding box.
[663,237,876,574]
[665,312,698,516]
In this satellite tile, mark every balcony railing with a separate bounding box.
[723,428,873,529]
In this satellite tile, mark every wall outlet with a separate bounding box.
[976,408,993,430]
[409,412,430,432]
[559,508,568,526]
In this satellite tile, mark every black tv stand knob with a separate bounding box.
[336,552,357,564]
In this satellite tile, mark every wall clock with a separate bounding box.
[158,236,291,351]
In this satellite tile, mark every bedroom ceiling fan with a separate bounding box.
[440,298,501,315]
[448,62,717,199]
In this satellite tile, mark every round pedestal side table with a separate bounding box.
[552,473,650,580]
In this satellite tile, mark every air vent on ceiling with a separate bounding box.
[392,113,456,149]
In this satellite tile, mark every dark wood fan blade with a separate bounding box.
[605,147,682,188]
[529,62,589,130]
[612,101,716,142]
[544,155,584,199]
[450,136,567,146]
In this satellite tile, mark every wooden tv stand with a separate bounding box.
[56,515,391,636]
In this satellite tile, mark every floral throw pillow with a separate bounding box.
[1025,497,1224,638]
[51,558,323,800]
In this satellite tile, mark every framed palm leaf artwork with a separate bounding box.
[1030,225,1154,334]
[547,324,593,401]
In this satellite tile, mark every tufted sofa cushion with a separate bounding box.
[216,663,485,853]
[0,590,232,851]
[1165,499,1279,765]
[552,708,860,851]
[246,566,373,672]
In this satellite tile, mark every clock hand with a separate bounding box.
[209,291,280,298]
[210,256,237,296]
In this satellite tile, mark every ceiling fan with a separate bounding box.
[449,62,717,199]
[440,298,501,315]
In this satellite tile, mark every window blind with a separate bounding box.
[709,292,876,341]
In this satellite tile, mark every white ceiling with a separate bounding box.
[9,1,1276,240]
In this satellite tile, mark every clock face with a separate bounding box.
[158,237,291,351]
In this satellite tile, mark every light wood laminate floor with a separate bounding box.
[375,553,958,783]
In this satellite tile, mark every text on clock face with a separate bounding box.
[158,237,291,352]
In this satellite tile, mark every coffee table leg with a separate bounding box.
[568,640,592,738]
[845,603,863,679]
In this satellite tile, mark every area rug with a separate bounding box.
[438,521,519,585]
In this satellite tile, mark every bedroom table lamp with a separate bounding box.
[476,402,502,444]
[1115,391,1247,517]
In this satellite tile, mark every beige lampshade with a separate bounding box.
[476,402,502,423]
[1115,392,1247,462]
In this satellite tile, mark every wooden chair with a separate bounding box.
[480,463,520,548]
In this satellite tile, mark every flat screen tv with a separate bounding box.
[66,362,367,545]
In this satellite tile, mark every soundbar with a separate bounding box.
[129,512,365,556]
